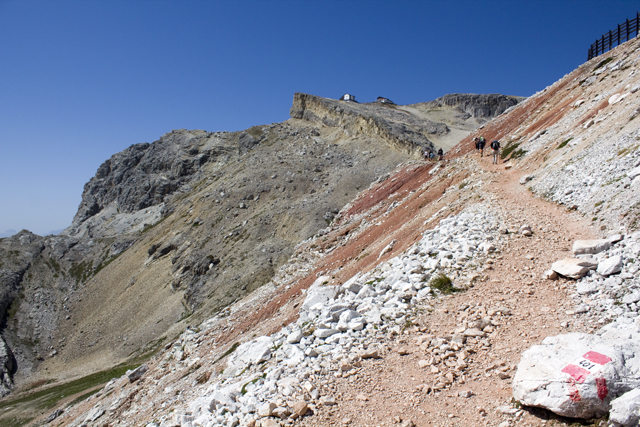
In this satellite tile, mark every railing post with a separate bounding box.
[637,12,639,37]
[617,24,621,45]
[627,19,630,41]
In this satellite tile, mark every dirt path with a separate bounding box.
[297,153,597,427]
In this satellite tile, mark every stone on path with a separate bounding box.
[573,239,612,255]
[551,258,597,279]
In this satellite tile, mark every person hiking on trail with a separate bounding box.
[490,139,501,164]
[474,137,480,153]
[438,147,444,161]
[429,151,434,161]
[478,136,486,157]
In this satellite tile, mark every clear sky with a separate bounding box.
[1,0,638,236]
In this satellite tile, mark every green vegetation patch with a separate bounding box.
[618,143,640,157]
[0,362,140,423]
[510,148,527,159]
[68,260,91,283]
[429,273,459,295]
[213,342,239,365]
[556,137,573,149]
[501,140,523,160]
[594,56,614,71]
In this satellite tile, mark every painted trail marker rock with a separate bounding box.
[513,332,640,419]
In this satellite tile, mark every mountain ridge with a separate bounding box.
[20,36,640,426]
[0,92,517,407]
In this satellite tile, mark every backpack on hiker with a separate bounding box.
[491,140,500,150]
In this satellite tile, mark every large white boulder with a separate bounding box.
[513,332,640,419]
[551,258,597,279]
[226,336,274,376]
[301,276,339,312]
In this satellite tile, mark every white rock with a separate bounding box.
[257,402,276,417]
[84,407,105,423]
[342,273,362,294]
[301,276,338,312]
[628,166,640,180]
[226,336,274,375]
[577,282,598,295]
[597,255,624,276]
[622,292,640,304]
[609,388,640,427]
[286,330,303,344]
[573,240,612,255]
[513,332,640,419]
[551,258,596,279]
[314,328,339,338]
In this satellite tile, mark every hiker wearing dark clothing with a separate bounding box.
[474,137,480,153]
[490,140,500,164]
[438,148,444,161]
[478,137,486,157]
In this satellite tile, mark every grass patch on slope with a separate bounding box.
[501,140,526,160]
[429,273,459,295]
[0,362,142,424]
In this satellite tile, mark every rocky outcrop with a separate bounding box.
[418,93,524,119]
[66,129,247,236]
[290,93,440,156]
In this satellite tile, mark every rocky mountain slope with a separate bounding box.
[0,92,517,412]
[20,36,640,427]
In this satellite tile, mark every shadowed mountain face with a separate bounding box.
[0,93,521,394]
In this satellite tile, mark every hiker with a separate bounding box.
[478,137,486,157]
[424,150,430,161]
[438,147,444,161]
[429,151,435,161]
[474,137,480,153]
[490,139,501,164]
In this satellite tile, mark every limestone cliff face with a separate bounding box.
[290,93,441,156]
[418,93,524,119]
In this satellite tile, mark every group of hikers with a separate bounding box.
[424,147,444,161]
[474,136,501,164]
[424,136,501,164]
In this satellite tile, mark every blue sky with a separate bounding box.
[1,0,638,236]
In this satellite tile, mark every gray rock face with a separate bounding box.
[418,93,524,118]
[66,129,245,235]
[0,337,15,397]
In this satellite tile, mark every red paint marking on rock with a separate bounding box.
[584,351,612,365]
[567,378,581,402]
[596,377,608,400]
[562,364,591,383]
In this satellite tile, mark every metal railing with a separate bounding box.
[588,12,640,60]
